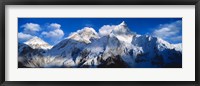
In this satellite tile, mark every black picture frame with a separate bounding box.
[0,0,199,86]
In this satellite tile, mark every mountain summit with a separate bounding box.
[112,21,132,35]
[67,27,99,43]
[24,36,52,50]
[119,21,127,26]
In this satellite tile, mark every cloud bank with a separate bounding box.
[99,25,116,36]
[18,23,41,42]
[153,20,182,43]
[18,32,34,42]
[18,23,64,45]
[21,23,41,35]
[42,23,64,44]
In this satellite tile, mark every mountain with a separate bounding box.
[18,37,54,68]
[24,36,52,50]
[132,35,182,68]
[18,21,182,68]
[172,43,182,52]
[74,21,182,68]
[67,27,99,43]
[75,22,138,67]
[18,42,34,57]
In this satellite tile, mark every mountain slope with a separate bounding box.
[172,43,182,52]
[132,35,182,68]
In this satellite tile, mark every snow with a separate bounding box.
[119,21,126,26]
[99,25,116,36]
[172,43,182,52]
[115,35,133,43]
[67,27,99,43]
[24,36,52,50]
[112,21,132,35]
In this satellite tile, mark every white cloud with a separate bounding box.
[21,23,41,34]
[48,23,61,30]
[42,29,64,39]
[42,23,64,44]
[153,20,182,43]
[18,32,34,42]
[99,25,116,36]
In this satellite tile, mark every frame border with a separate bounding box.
[0,0,199,86]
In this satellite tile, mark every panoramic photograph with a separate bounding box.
[18,18,182,68]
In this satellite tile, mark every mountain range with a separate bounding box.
[18,21,182,68]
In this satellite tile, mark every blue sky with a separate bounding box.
[18,18,182,45]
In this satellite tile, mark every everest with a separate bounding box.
[18,21,182,68]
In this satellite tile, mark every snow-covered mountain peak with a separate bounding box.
[119,21,127,26]
[156,37,175,50]
[109,21,135,43]
[25,36,45,44]
[132,35,182,53]
[99,21,135,37]
[112,21,133,35]
[156,37,182,52]
[67,27,99,43]
[24,36,52,50]
[78,27,97,34]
